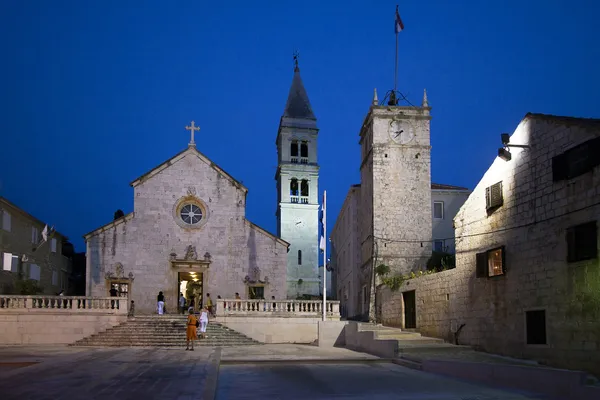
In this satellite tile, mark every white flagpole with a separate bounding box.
[322,190,327,322]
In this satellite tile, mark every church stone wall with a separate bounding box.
[86,150,288,314]
[378,115,600,377]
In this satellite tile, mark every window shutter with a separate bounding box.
[552,154,567,182]
[580,221,598,260]
[590,137,600,170]
[476,252,488,278]
[500,245,506,274]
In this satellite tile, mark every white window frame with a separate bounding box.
[2,210,11,232]
[433,201,444,219]
[51,238,57,253]
[2,253,19,272]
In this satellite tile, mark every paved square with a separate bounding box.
[0,346,216,400]
[216,362,551,400]
[0,345,553,400]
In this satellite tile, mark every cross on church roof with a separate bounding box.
[185,121,200,147]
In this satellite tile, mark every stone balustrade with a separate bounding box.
[0,295,128,315]
[216,299,340,320]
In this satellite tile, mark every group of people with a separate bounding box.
[185,305,209,351]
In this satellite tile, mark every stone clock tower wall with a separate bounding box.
[358,102,433,312]
[275,65,321,298]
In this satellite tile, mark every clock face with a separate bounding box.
[389,120,415,145]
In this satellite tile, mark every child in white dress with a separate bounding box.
[199,306,209,339]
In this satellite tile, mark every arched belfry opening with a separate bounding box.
[300,142,308,162]
[300,179,309,202]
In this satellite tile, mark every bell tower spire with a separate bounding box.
[275,53,320,299]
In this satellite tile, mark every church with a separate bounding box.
[84,122,289,314]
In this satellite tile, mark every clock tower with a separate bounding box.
[358,89,433,317]
[275,61,320,298]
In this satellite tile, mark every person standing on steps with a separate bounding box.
[157,291,165,315]
[179,292,186,315]
[206,293,214,317]
[185,309,198,351]
[199,306,209,339]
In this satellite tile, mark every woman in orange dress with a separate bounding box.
[185,309,198,351]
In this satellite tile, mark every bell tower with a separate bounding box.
[275,57,320,298]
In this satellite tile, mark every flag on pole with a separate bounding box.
[319,194,326,251]
[395,5,404,33]
[42,225,49,242]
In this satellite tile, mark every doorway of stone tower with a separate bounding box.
[403,290,417,329]
[178,271,203,312]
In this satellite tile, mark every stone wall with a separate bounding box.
[330,185,361,317]
[378,114,600,376]
[86,149,288,314]
[0,312,126,345]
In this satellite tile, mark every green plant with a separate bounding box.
[382,275,407,291]
[297,278,303,285]
[375,264,390,277]
[15,279,43,295]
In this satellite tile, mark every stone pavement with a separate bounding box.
[216,362,552,400]
[0,346,218,400]
[0,345,554,400]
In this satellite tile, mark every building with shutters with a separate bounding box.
[377,112,600,376]
[0,197,71,295]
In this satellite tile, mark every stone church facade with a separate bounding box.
[276,64,321,298]
[84,138,288,314]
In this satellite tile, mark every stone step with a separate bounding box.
[76,340,257,345]
[71,318,260,348]
[73,341,259,347]
[373,332,424,340]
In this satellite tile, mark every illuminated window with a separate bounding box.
[476,246,505,278]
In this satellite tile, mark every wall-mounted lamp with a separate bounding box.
[498,133,530,162]
[498,148,512,161]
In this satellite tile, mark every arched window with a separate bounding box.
[300,142,308,158]
[300,180,309,197]
[290,178,299,196]
[290,141,298,157]
[298,250,302,265]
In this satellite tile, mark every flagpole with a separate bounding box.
[322,190,327,322]
[394,19,398,93]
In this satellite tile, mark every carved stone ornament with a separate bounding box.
[170,252,177,261]
[128,271,134,280]
[203,252,212,261]
[115,263,124,278]
[184,245,198,260]
[187,186,197,196]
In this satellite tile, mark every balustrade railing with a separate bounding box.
[216,299,340,319]
[290,196,299,203]
[0,295,128,314]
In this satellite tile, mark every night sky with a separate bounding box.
[1,0,598,251]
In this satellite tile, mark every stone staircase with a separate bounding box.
[71,315,261,347]
[346,322,472,361]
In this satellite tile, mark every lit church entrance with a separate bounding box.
[178,271,203,311]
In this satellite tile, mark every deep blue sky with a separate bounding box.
[1,1,598,251]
